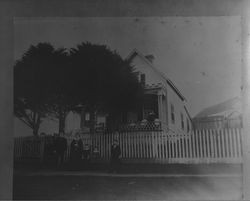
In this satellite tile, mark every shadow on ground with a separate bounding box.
[13,160,242,200]
[14,159,242,175]
[13,174,242,200]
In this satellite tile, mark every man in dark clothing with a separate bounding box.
[83,143,91,160]
[110,140,121,173]
[70,135,83,170]
[43,136,56,167]
[54,135,68,168]
[82,143,91,170]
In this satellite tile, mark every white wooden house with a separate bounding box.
[78,49,192,134]
[121,49,192,134]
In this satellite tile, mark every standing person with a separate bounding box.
[110,140,121,173]
[83,143,91,161]
[93,146,100,159]
[76,135,83,161]
[54,134,68,169]
[82,143,91,170]
[70,137,77,167]
[70,135,83,170]
[43,136,55,167]
[77,135,83,170]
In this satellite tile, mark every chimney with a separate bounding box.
[145,54,155,63]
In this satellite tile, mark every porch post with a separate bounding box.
[157,93,163,122]
[142,103,145,120]
[80,107,85,130]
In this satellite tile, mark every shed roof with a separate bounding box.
[194,97,242,118]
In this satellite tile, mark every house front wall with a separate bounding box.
[130,54,192,134]
[130,54,169,126]
[130,55,167,87]
[167,84,191,134]
[157,88,168,129]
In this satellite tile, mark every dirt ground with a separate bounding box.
[13,175,242,200]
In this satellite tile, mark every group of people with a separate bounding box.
[70,135,91,170]
[43,134,91,169]
[43,134,121,172]
[43,134,68,168]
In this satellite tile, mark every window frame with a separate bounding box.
[181,112,184,130]
[186,118,190,132]
[171,103,175,124]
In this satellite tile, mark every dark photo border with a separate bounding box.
[1,0,249,200]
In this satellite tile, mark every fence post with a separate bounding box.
[191,131,195,161]
[228,129,233,160]
[205,130,210,163]
[224,129,229,161]
[232,128,238,161]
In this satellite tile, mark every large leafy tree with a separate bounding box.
[14,43,76,135]
[44,48,78,134]
[14,43,56,135]
[70,42,144,133]
[15,42,144,135]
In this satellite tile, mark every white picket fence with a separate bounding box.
[14,128,243,164]
[14,136,45,161]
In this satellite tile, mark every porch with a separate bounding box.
[74,83,167,133]
[120,83,168,132]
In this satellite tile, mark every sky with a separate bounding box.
[14,17,241,117]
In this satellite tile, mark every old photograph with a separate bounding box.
[12,15,243,200]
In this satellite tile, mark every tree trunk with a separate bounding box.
[89,107,96,135]
[33,125,39,136]
[32,111,41,136]
[58,109,66,135]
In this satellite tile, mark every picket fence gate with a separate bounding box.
[14,128,243,164]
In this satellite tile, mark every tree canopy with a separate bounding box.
[14,42,144,135]
[14,43,57,135]
[70,42,144,132]
[70,42,143,112]
[14,43,76,135]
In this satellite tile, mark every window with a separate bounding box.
[181,113,184,130]
[171,104,175,124]
[85,113,90,121]
[186,118,190,132]
[140,73,145,86]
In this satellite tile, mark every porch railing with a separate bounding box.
[118,121,162,132]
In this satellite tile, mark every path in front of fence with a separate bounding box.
[13,172,242,200]
[14,128,243,164]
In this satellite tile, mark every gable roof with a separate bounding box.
[126,49,186,101]
[194,97,242,118]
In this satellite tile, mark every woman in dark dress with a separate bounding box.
[70,135,83,170]
[110,140,121,173]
